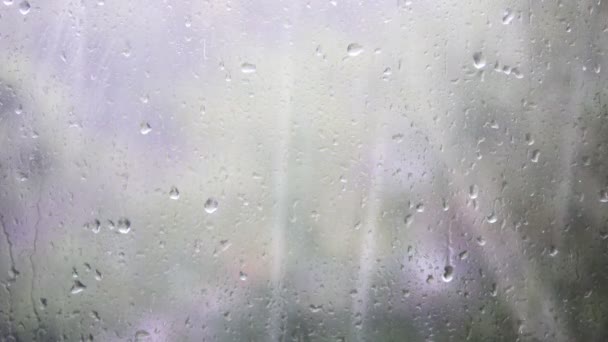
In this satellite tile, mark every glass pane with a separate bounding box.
[1,0,607,341]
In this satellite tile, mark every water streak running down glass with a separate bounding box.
[0,0,607,341]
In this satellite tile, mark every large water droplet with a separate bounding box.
[3,0,13,7]
[241,63,256,74]
[204,198,219,213]
[117,217,131,234]
[473,52,486,69]
[18,0,29,15]
[441,265,454,282]
[347,43,363,57]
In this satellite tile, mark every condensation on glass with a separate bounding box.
[0,0,607,341]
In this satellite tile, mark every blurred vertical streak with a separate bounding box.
[268,11,296,342]
[351,109,386,341]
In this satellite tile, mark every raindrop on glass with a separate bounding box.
[70,280,86,294]
[169,186,180,200]
[442,265,454,282]
[18,0,29,15]
[530,149,540,163]
[140,122,152,135]
[117,217,131,234]
[241,63,256,74]
[473,52,486,69]
[204,198,219,214]
[347,43,363,57]
[600,190,608,203]
[486,213,498,224]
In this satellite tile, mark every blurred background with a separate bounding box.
[1,0,608,341]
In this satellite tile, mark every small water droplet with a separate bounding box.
[241,63,256,74]
[549,245,558,257]
[600,190,608,203]
[135,330,150,341]
[169,186,180,200]
[18,0,29,15]
[347,43,363,57]
[530,149,540,163]
[204,198,219,213]
[486,213,497,223]
[309,304,323,313]
[3,0,14,6]
[239,271,247,281]
[502,9,514,24]
[415,203,425,213]
[140,122,152,135]
[458,250,468,260]
[469,185,479,199]
[476,236,486,246]
[442,265,454,282]
[404,214,413,227]
[70,280,86,294]
[473,52,486,69]
[117,217,131,234]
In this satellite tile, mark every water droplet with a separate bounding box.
[239,271,247,281]
[486,213,498,223]
[469,185,479,199]
[309,304,323,313]
[476,236,486,246]
[346,43,363,57]
[95,269,102,281]
[117,217,131,234]
[18,0,29,15]
[599,190,608,203]
[135,330,150,341]
[3,0,14,6]
[204,198,219,213]
[458,250,468,260]
[70,280,86,294]
[442,265,454,282]
[525,133,534,145]
[530,149,540,163]
[502,9,514,24]
[549,245,558,257]
[415,203,425,213]
[473,52,486,69]
[106,219,115,230]
[490,283,498,296]
[169,186,180,200]
[404,214,413,227]
[140,122,152,135]
[241,63,256,74]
